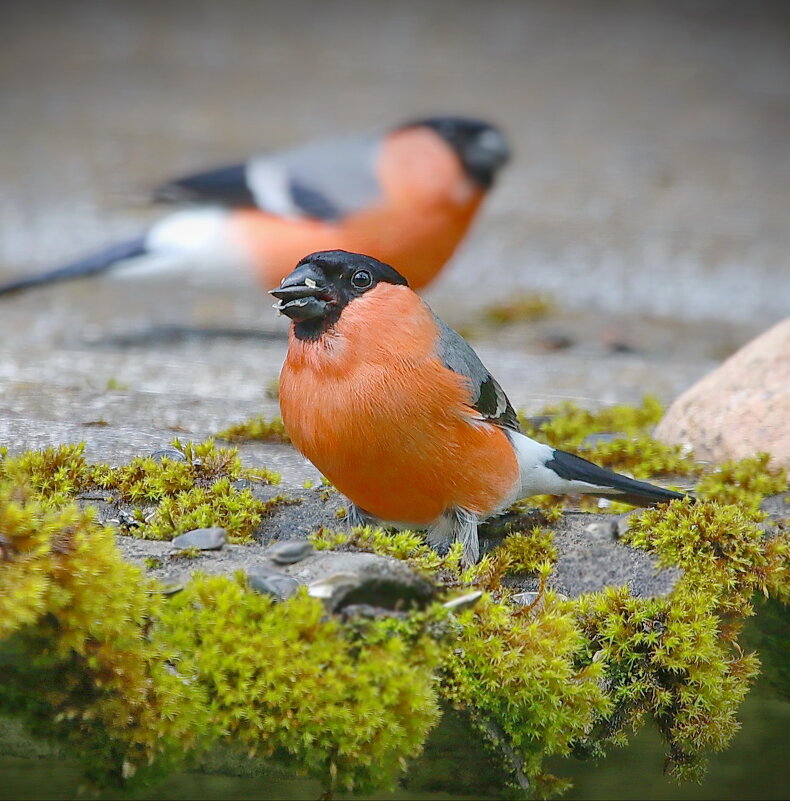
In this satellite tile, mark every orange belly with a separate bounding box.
[279,285,519,524]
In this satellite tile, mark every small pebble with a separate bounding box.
[266,540,314,565]
[248,572,301,600]
[150,448,187,463]
[584,521,618,540]
[511,591,540,607]
[247,561,284,578]
[171,527,227,551]
[443,590,484,612]
[118,509,141,529]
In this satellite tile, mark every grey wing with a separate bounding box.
[433,313,521,432]
[154,133,383,222]
[245,133,382,221]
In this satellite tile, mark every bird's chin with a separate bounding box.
[277,296,329,322]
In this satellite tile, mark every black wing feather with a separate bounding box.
[433,313,521,432]
[153,163,257,207]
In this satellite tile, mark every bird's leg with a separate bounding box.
[427,507,480,565]
[344,502,377,529]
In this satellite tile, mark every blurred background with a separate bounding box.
[1,0,789,428]
[0,1,788,799]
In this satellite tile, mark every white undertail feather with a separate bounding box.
[112,207,251,284]
[507,430,623,498]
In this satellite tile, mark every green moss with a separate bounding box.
[0,443,94,507]
[311,526,449,576]
[0,483,443,794]
[3,398,789,798]
[216,415,290,444]
[155,575,442,793]
[0,439,282,544]
[131,481,291,544]
[0,480,209,787]
[569,497,790,780]
[519,396,665,447]
[483,293,556,325]
[572,586,759,784]
[92,438,280,501]
[624,499,790,614]
[696,453,787,512]
[171,546,202,560]
[443,592,610,797]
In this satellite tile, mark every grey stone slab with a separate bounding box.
[171,527,227,551]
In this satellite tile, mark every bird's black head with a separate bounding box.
[270,250,409,340]
[404,116,510,189]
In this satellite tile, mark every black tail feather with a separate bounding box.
[546,448,690,507]
[0,236,147,297]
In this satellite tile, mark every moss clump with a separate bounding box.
[216,415,290,444]
[0,482,444,794]
[519,396,665,447]
[568,498,790,781]
[573,586,759,784]
[443,592,610,798]
[624,499,790,614]
[0,479,209,786]
[156,574,442,793]
[92,438,280,501]
[483,293,556,325]
[91,439,281,543]
[0,443,94,507]
[696,453,787,513]
[0,439,282,543]
[137,482,292,544]
[311,526,448,575]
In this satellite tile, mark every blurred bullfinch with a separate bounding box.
[274,250,689,564]
[0,116,509,297]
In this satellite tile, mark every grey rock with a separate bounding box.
[282,551,437,613]
[551,517,681,598]
[761,492,790,524]
[171,527,227,551]
[266,540,314,565]
[248,572,300,600]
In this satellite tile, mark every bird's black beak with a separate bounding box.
[269,265,332,322]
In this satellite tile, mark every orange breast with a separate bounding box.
[228,127,484,290]
[279,285,519,525]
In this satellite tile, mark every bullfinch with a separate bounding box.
[273,250,689,565]
[0,117,509,297]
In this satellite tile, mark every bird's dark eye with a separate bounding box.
[351,269,373,289]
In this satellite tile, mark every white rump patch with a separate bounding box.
[507,431,611,498]
[110,207,250,285]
